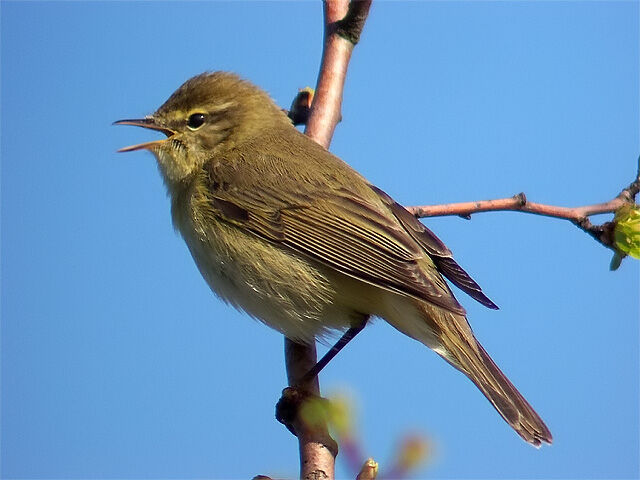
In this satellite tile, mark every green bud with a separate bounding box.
[611,204,640,270]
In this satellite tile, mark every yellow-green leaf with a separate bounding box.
[613,204,640,260]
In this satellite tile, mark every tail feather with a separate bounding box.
[469,342,552,446]
[436,313,552,446]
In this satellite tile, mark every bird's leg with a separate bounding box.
[300,316,369,385]
[276,317,369,456]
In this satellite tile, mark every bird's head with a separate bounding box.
[115,71,289,189]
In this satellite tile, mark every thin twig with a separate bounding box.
[406,167,640,251]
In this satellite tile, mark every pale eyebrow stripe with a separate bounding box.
[207,101,237,113]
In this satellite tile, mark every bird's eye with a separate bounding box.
[187,113,206,130]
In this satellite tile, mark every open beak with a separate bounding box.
[113,117,176,152]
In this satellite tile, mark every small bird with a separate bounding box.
[115,72,552,446]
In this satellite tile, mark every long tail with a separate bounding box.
[461,341,552,446]
[429,308,553,446]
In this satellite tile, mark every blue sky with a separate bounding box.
[1,1,638,478]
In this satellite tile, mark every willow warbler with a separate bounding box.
[115,72,552,446]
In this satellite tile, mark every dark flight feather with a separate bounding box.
[370,186,498,310]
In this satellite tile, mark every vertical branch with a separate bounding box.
[284,341,335,479]
[304,0,352,147]
[305,0,372,147]
[283,1,372,479]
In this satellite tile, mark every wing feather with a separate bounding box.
[204,166,465,314]
[202,133,495,314]
[369,186,498,310]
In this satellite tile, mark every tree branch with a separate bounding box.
[304,0,372,148]
[406,165,640,251]
[280,1,372,479]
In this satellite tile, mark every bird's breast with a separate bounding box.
[169,186,355,342]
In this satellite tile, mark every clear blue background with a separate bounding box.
[2,1,638,478]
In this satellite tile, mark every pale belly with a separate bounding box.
[176,206,367,343]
